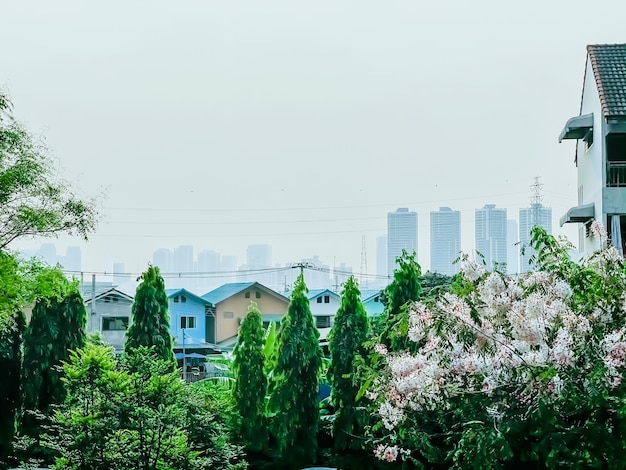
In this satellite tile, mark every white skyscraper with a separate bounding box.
[507,219,519,274]
[519,204,552,272]
[475,204,508,270]
[387,208,418,277]
[430,207,461,275]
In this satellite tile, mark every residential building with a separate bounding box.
[475,204,507,270]
[519,204,552,272]
[559,44,626,257]
[507,219,520,274]
[430,207,461,275]
[82,285,134,352]
[202,282,289,348]
[361,289,385,317]
[166,288,215,351]
[387,208,418,277]
[307,288,341,329]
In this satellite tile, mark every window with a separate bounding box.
[324,295,330,303]
[245,292,250,299]
[173,296,179,303]
[374,296,380,303]
[181,295,187,303]
[180,316,196,329]
[317,297,322,303]
[102,316,129,331]
[255,291,261,299]
[316,316,331,328]
[224,311,234,319]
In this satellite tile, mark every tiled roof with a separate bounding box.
[587,44,626,117]
[201,282,255,305]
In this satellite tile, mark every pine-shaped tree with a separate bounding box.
[125,265,175,366]
[268,274,322,467]
[233,302,267,452]
[20,268,86,447]
[328,275,369,450]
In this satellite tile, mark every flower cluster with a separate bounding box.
[371,239,626,464]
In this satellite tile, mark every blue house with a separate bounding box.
[361,289,385,317]
[166,288,216,352]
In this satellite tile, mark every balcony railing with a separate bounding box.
[607,162,626,187]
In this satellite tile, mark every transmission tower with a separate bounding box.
[530,176,544,224]
[360,235,368,288]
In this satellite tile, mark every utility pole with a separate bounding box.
[182,327,186,378]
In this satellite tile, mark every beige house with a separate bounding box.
[202,282,289,347]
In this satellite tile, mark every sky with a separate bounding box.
[2,0,625,279]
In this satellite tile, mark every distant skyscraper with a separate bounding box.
[39,243,57,266]
[113,262,127,285]
[387,208,417,277]
[475,204,507,270]
[174,245,194,273]
[376,235,387,280]
[62,246,82,272]
[519,204,552,272]
[153,248,173,273]
[507,219,519,274]
[430,207,460,275]
[246,244,272,267]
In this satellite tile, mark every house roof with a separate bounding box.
[82,286,135,303]
[166,288,213,306]
[360,289,383,302]
[587,44,626,118]
[307,289,340,300]
[202,282,288,305]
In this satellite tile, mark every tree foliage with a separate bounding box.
[20,267,86,454]
[366,227,626,468]
[125,265,175,367]
[268,274,323,467]
[327,275,369,451]
[0,92,97,251]
[49,343,247,470]
[233,302,267,452]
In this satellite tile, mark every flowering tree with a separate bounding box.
[367,227,626,468]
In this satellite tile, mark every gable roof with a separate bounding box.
[202,282,288,305]
[83,286,134,303]
[587,44,626,118]
[360,289,383,303]
[166,288,213,306]
[307,289,340,300]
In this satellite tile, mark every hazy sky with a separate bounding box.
[2,0,625,277]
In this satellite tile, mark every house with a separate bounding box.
[82,286,134,352]
[166,288,216,352]
[307,288,341,328]
[202,282,289,348]
[559,44,626,257]
[361,289,385,317]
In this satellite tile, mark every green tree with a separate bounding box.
[0,92,97,251]
[50,344,247,470]
[328,275,369,451]
[268,274,323,467]
[125,265,175,367]
[233,302,267,452]
[20,267,86,455]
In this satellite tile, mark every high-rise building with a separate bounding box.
[113,262,127,286]
[519,204,552,272]
[507,219,519,274]
[63,246,82,272]
[387,208,418,277]
[246,244,272,267]
[475,204,507,270]
[430,207,460,275]
[153,248,173,273]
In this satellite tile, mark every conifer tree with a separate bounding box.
[268,274,322,467]
[328,275,369,450]
[0,308,25,462]
[233,302,267,452]
[20,268,86,446]
[124,265,175,366]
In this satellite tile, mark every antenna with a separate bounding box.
[360,235,368,288]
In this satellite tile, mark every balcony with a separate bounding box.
[607,162,626,187]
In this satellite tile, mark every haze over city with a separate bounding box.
[3,0,626,283]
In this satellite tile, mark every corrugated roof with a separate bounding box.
[360,289,383,302]
[201,282,255,304]
[307,288,339,300]
[166,288,212,306]
[587,44,626,118]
